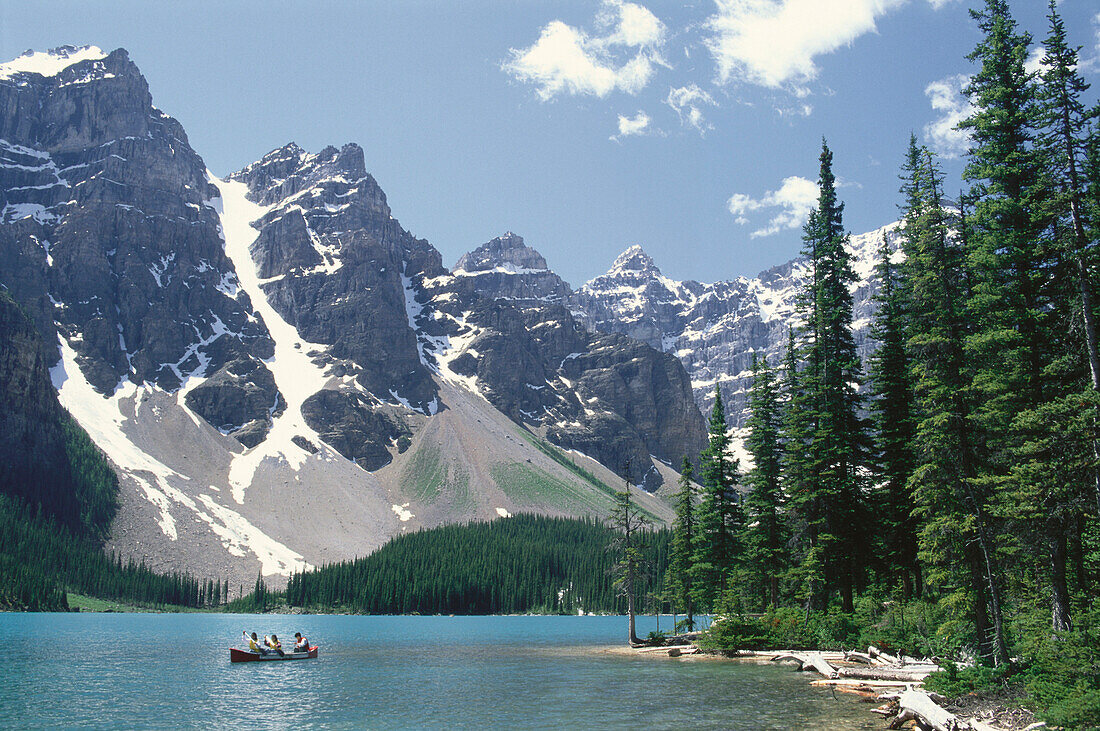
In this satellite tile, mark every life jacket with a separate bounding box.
[249,637,261,651]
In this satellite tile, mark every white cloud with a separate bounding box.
[504,1,666,100]
[600,0,665,47]
[1024,46,1045,76]
[727,176,819,237]
[705,0,906,90]
[614,111,651,138]
[666,84,718,134]
[923,74,974,159]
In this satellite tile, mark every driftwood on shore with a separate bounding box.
[837,665,938,682]
[889,689,961,731]
[770,652,840,678]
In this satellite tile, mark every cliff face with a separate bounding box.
[417,233,708,489]
[0,46,279,445]
[231,152,708,488]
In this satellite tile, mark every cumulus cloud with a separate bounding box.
[504,0,666,100]
[613,111,652,138]
[924,74,974,159]
[666,84,718,134]
[705,0,906,91]
[727,176,819,238]
[1024,46,1045,76]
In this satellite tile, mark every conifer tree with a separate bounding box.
[1035,0,1100,393]
[962,0,1051,656]
[1007,0,1100,634]
[691,387,742,611]
[669,457,697,629]
[609,483,650,645]
[743,354,786,609]
[787,140,866,612]
[868,229,919,598]
[781,323,824,611]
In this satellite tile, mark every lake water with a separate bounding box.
[3,613,879,729]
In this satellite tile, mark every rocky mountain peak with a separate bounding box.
[0,45,108,80]
[608,244,659,276]
[231,141,380,209]
[455,232,548,273]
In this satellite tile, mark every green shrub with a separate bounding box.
[923,663,1013,698]
[698,614,773,653]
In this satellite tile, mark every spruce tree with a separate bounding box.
[868,229,920,598]
[691,387,742,611]
[1008,0,1100,634]
[669,457,697,630]
[743,354,786,609]
[962,0,1056,654]
[788,140,866,612]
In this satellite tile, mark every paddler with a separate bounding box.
[265,634,285,656]
[244,631,269,655]
[293,632,309,652]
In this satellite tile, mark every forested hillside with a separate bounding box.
[285,515,670,615]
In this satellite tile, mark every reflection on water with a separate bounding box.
[2,614,878,729]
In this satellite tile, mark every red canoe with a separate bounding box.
[230,645,318,662]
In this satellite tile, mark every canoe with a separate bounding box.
[230,645,318,663]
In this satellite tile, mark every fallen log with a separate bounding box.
[804,653,839,679]
[666,647,699,657]
[869,645,901,665]
[896,688,960,731]
[888,708,920,729]
[636,644,695,654]
[837,666,935,682]
[844,651,878,665]
[812,679,916,688]
[770,652,838,678]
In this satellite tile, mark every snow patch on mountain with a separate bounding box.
[0,45,107,80]
[50,336,311,575]
[211,175,336,502]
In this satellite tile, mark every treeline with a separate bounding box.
[0,494,229,611]
[664,2,1100,725]
[285,514,670,615]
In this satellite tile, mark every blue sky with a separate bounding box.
[2,0,1098,286]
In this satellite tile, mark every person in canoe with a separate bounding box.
[244,631,269,655]
[293,632,309,652]
[265,634,285,656]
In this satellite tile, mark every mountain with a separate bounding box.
[569,225,900,426]
[0,46,694,587]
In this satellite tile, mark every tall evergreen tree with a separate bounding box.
[669,457,697,629]
[743,354,786,609]
[691,387,742,611]
[1007,0,1100,634]
[787,140,866,612]
[962,0,1053,656]
[868,229,920,598]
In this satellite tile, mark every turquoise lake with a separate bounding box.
[3,614,879,729]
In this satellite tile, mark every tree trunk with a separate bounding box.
[975,517,1011,666]
[1049,520,1073,633]
[968,546,994,663]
